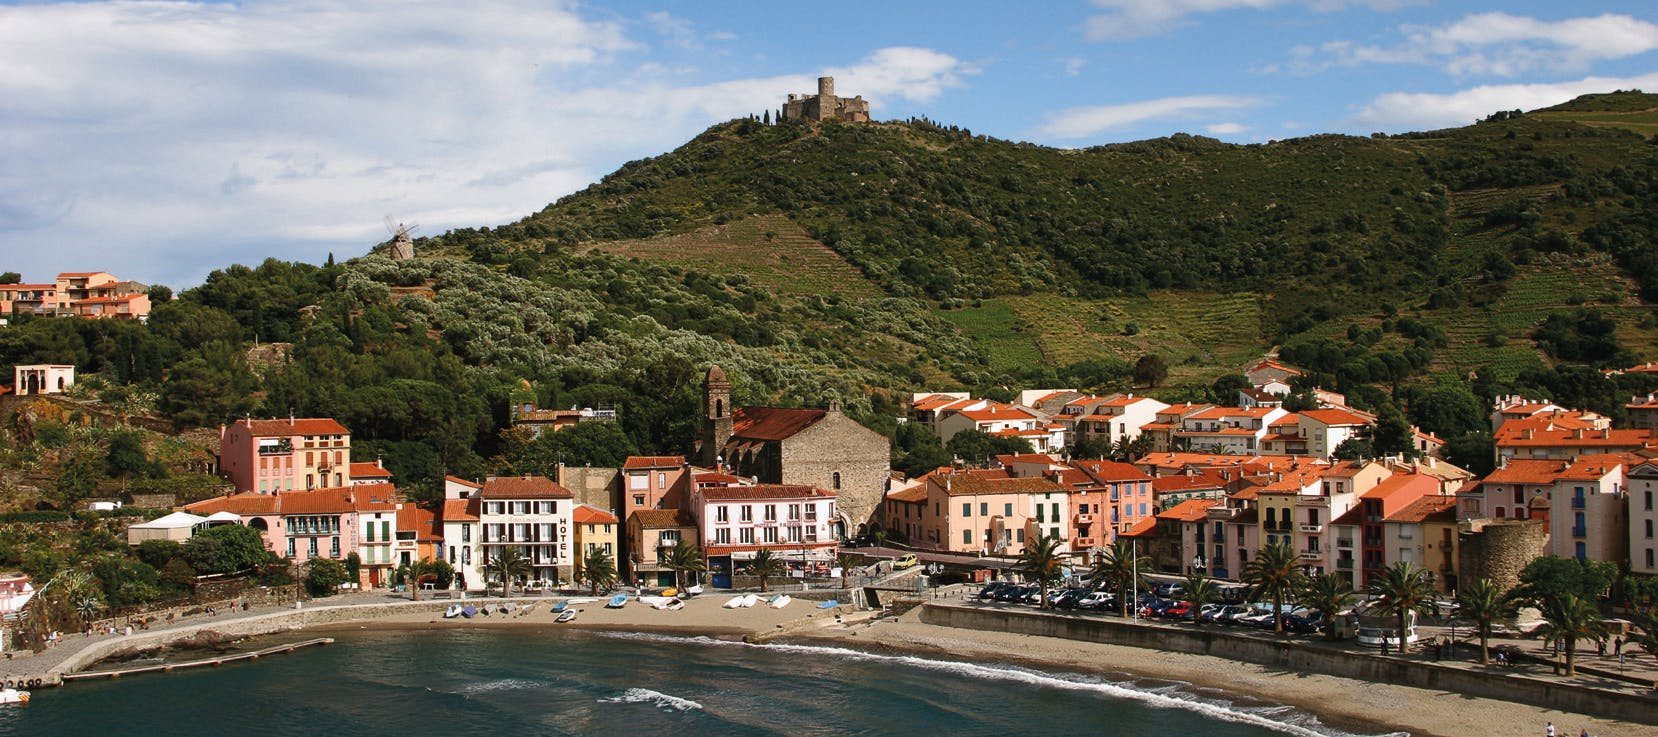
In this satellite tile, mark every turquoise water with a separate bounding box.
[0,630,1400,737]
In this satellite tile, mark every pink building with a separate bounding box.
[220,417,353,493]
[0,284,58,318]
[692,483,839,572]
[915,469,1066,556]
[622,455,692,519]
[186,484,401,584]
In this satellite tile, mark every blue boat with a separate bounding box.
[817,600,839,609]
[461,605,478,618]
[551,601,569,613]
[605,593,628,608]
[443,604,463,618]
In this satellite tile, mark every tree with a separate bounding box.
[0,272,19,284]
[344,552,361,584]
[580,547,618,595]
[159,557,197,596]
[1243,541,1306,634]
[663,540,706,589]
[945,429,1033,465]
[747,548,785,593]
[1456,578,1518,665]
[400,558,434,601]
[1016,536,1067,609]
[1330,438,1374,461]
[1370,403,1418,459]
[135,539,181,570]
[1092,539,1150,617]
[1133,354,1168,388]
[1536,593,1608,676]
[304,558,348,597]
[180,524,274,575]
[105,430,160,478]
[1298,572,1353,641]
[485,547,532,598]
[1368,562,1438,655]
[1184,569,1220,627]
[1515,556,1617,606]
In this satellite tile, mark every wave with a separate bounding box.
[461,678,549,693]
[599,687,703,712]
[598,632,1405,737]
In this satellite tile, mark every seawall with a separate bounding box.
[918,602,1658,724]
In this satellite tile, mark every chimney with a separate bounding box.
[376,455,383,469]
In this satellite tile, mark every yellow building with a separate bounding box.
[572,504,620,582]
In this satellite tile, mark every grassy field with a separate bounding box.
[1533,108,1658,137]
[941,300,1046,373]
[596,215,882,298]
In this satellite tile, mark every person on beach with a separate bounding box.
[1545,721,1554,737]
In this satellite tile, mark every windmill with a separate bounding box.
[383,216,419,260]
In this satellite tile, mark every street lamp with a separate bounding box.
[1192,554,1206,575]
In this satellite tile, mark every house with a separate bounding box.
[626,508,699,587]
[1065,394,1170,450]
[1548,456,1630,564]
[219,417,353,493]
[349,460,393,486]
[621,455,692,520]
[692,483,839,585]
[1384,495,1461,594]
[1173,406,1287,455]
[936,402,1058,449]
[0,283,58,317]
[1138,403,1215,452]
[475,476,577,586]
[184,484,401,586]
[394,502,443,572]
[1489,395,1571,433]
[1151,499,1221,575]
[907,392,975,434]
[699,365,889,535]
[912,469,1067,556]
[1244,358,1301,386]
[1151,470,1230,511]
[881,477,933,546]
[1627,395,1658,431]
[1294,408,1375,459]
[1333,473,1443,588]
[12,365,74,397]
[571,504,620,583]
[54,272,152,321]
[440,476,483,590]
[1628,461,1658,577]
[1071,460,1155,543]
[1494,413,1656,461]
[509,402,617,438]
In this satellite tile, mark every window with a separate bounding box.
[805,505,817,521]
[287,538,296,558]
[763,527,778,543]
[657,472,667,488]
[1647,519,1653,539]
[330,537,340,557]
[739,528,755,544]
[788,504,801,520]
[1575,541,1586,561]
[716,529,730,544]
[832,472,842,490]
[1035,505,1044,523]
[308,538,318,557]
[633,494,645,507]
[1647,490,1653,511]
[963,530,972,544]
[764,505,776,521]
[462,525,471,543]
[629,473,647,491]
[963,503,972,517]
[716,507,729,522]
[1004,503,1012,516]
[538,502,553,515]
[979,502,988,516]
[1051,503,1059,521]
[1016,529,1025,543]
[381,521,390,541]
[740,505,753,522]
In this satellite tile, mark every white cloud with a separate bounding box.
[1083,0,1415,41]
[1037,95,1262,139]
[0,2,971,286]
[1311,13,1658,76]
[1350,70,1658,131]
[1206,122,1248,134]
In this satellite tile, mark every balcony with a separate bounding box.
[1300,549,1323,561]
[1298,523,1324,533]
[1336,538,1354,548]
[1336,559,1354,570]
[1074,513,1094,525]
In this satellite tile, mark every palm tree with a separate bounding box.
[836,552,859,589]
[1536,593,1608,677]
[748,548,785,593]
[74,595,105,626]
[1017,536,1067,609]
[1243,541,1306,634]
[1183,569,1220,627]
[1299,572,1354,641]
[486,546,532,599]
[1092,539,1150,617]
[1368,562,1439,655]
[580,547,618,595]
[1627,607,1658,663]
[401,558,436,601]
[663,540,706,590]
[1456,578,1518,665]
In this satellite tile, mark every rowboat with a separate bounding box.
[605,593,629,608]
[722,595,748,609]
[443,604,463,618]
[660,587,679,597]
[461,605,478,618]
[768,595,792,609]
[0,688,29,705]
[555,610,577,623]
[551,601,569,613]
[817,600,839,609]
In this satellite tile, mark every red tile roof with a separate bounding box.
[442,498,479,522]
[630,508,695,528]
[887,484,929,503]
[624,455,686,469]
[237,417,350,438]
[398,503,442,542]
[1298,408,1371,426]
[699,484,832,501]
[573,504,620,524]
[444,475,481,489]
[731,407,826,440]
[477,476,574,499]
[1387,495,1457,524]
[934,473,1064,497]
[184,492,279,516]
[350,462,392,478]
[1073,459,1153,483]
[1157,499,1220,522]
[1151,472,1228,493]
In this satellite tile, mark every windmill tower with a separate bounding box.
[384,217,419,260]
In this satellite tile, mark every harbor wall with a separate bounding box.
[918,603,1658,724]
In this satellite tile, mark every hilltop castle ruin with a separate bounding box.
[781,77,870,123]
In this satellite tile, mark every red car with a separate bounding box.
[1162,601,1194,619]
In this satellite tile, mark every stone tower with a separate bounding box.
[781,76,870,123]
[702,365,734,468]
[818,76,834,100]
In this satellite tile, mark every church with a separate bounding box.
[698,365,890,536]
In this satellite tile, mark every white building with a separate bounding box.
[13,364,74,396]
[476,476,575,586]
[441,476,484,590]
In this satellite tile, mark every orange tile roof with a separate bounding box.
[912,394,971,411]
[1157,499,1220,522]
[442,498,479,522]
[624,455,686,469]
[1387,495,1458,524]
[1120,516,1159,537]
[731,407,826,440]
[1073,459,1152,483]
[1151,472,1228,493]
[700,484,832,500]
[1360,473,1439,502]
[238,417,350,438]
[477,476,574,499]
[956,404,1038,422]
[398,503,442,542]
[934,472,1065,497]
[630,508,695,528]
[573,504,620,524]
[349,462,392,478]
[184,492,279,516]
[444,475,481,489]
[1000,453,1064,466]
[886,485,929,503]
[1298,408,1371,426]
[1482,459,1572,485]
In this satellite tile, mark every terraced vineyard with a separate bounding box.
[1532,108,1658,137]
[596,215,882,298]
[940,300,1045,373]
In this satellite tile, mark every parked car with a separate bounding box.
[1141,598,1176,617]
[1163,601,1194,619]
[1236,610,1278,628]
[1077,591,1114,610]
[844,535,873,548]
[1207,604,1250,624]
[1285,609,1325,634]
[1052,589,1087,609]
[893,554,920,569]
[1152,582,1186,598]
[977,581,1012,600]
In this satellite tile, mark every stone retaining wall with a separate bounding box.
[919,603,1658,724]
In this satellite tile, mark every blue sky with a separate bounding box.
[3,0,1657,288]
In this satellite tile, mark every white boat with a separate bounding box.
[684,585,703,597]
[501,602,518,615]
[555,610,577,623]
[723,595,748,609]
[443,604,463,619]
[769,595,792,609]
[639,596,674,608]
[566,598,598,605]
[741,594,761,608]
[0,688,29,705]
[659,599,684,611]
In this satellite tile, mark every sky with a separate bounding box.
[3,1,1657,289]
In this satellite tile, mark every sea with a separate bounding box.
[0,630,1406,737]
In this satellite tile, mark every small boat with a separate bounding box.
[501,602,518,615]
[0,688,29,705]
[605,593,629,609]
[520,605,535,617]
[566,598,598,605]
[723,595,748,609]
[817,600,839,609]
[555,610,577,623]
[769,595,792,609]
[551,601,569,613]
[443,604,463,619]
[685,585,703,597]
[461,605,478,618]
[741,594,761,608]
[660,587,678,597]
[639,596,673,608]
[659,599,684,611]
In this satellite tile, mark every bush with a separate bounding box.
[304,558,349,597]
